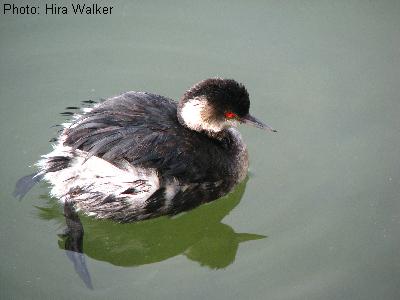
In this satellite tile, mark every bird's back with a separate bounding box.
[64,92,235,183]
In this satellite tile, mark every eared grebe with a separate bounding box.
[32,78,276,222]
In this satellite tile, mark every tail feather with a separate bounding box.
[13,172,44,199]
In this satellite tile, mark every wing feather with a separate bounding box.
[63,92,231,183]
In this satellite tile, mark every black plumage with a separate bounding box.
[64,92,239,184]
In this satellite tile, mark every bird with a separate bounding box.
[27,78,277,222]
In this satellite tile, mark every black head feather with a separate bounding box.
[181,78,250,117]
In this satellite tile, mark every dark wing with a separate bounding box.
[63,92,231,183]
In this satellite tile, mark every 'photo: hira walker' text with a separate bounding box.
[2,3,114,15]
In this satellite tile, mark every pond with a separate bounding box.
[1,1,399,299]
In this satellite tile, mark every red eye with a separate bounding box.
[225,112,237,119]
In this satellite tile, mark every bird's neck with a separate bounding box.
[221,128,249,183]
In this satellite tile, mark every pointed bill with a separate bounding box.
[240,114,277,132]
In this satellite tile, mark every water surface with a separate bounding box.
[1,1,399,299]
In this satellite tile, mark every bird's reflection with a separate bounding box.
[35,178,266,287]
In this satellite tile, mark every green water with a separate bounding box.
[1,1,399,299]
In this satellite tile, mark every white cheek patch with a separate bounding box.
[180,98,207,131]
[180,98,234,133]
